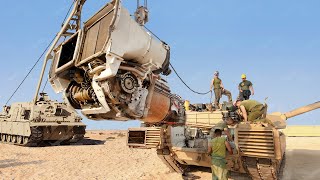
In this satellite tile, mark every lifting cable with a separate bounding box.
[169,63,211,95]
[143,26,162,42]
[137,0,148,8]
[4,1,76,106]
[143,25,212,96]
[41,78,49,93]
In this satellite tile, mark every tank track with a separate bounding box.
[157,149,185,174]
[0,126,85,147]
[27,127,44,146]
[0,127,43,146]
[243,156,285,180]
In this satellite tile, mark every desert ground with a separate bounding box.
[0,131,319,180]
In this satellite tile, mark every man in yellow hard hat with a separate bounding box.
[210,71,232,109]
[238,74,254,100]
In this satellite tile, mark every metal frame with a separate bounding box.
[33,0,86,104]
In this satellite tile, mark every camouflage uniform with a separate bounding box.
[238,80,253,100]
[241,100,265,121]
[210,137,228,180]
[212,77,232,108]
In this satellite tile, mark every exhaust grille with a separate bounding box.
[145,128,161,148]
[127,127,161,149]
[237,130,275,158]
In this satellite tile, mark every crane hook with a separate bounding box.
[135,0,149,25]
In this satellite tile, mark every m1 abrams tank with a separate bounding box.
[29,0,317,178]
[128,101,320,180]
[0,93,86,146]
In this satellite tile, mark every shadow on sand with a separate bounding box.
[31,137,106,147]
[182,166,210,180]
[182,165,250,180]
[72,138,106,146]
[0,159,44,168]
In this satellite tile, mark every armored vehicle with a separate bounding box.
[31,0,319,178]
[128,101,320,179]
[0,93,86,146]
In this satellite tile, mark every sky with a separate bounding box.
[0,0,319,130]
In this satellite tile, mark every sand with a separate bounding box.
[0,131,319,180]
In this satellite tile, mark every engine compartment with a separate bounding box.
[48,0,178,123]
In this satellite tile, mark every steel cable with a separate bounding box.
[142,25,211,96]
[169,63,211,95]
[4,1,76,105]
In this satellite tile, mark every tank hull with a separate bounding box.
[0,97,86,146]
[128,111,287,179]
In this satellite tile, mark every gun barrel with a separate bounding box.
[284,101,320,119]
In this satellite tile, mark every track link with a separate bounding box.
[0,126,85,146]
[243,157,279,180]
[157,149,184,174]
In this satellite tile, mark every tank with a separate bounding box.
[30,0,318,177]
[0,93,86,146]
[127,101,320,180]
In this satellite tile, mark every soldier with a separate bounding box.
[210,71,232,109]
[212,118,236,141]
[235,99,266,122]
[3,105,10,114]
[238,74,254,100]
[208,129,233,180]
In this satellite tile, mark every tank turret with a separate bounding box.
[267,101,320,129]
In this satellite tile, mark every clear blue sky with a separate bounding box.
[0,0,319,129]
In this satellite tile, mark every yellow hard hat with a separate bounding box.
[241,74,246,79]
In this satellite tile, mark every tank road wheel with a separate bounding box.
[11,135,17,144]
[23,136,29,145]
[1,134,6,143]
[7,135,12,143]
[17,136,23,145]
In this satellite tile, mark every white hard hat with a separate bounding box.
[214,71,219,76]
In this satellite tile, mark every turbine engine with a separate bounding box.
[48,0,182,123]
